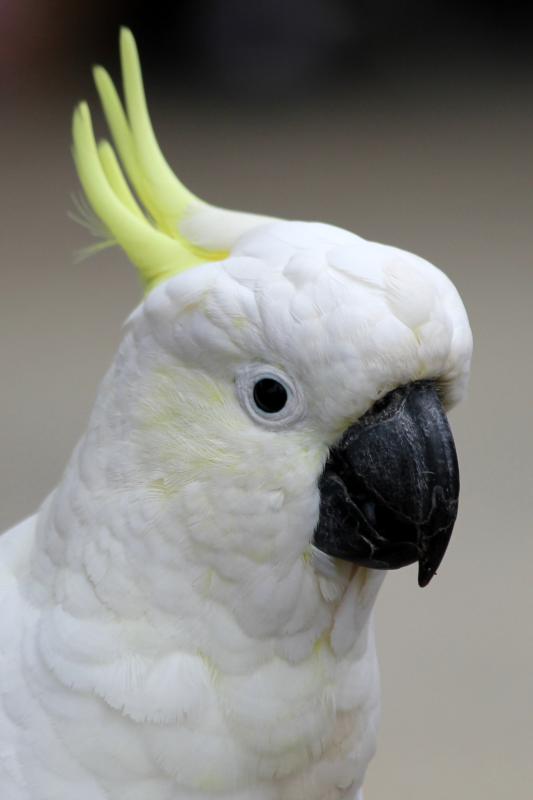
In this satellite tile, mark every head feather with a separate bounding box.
[72,27,272,292]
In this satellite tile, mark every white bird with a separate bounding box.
[0,29,472,800]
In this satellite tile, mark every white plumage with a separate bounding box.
[1,220,471,799]
[0,29,472,800]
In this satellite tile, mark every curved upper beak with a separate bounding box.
[312,381,459,587]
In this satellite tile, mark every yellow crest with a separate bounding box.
[72,29,270,292]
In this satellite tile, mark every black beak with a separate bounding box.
[313,381,459,587]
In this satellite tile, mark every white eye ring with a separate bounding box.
[235,365,307,430]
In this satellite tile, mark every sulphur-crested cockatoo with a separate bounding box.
[0,29,472,800]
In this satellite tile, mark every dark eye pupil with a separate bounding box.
[253,378,288,414]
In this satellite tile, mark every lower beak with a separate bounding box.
[312,381,460,587]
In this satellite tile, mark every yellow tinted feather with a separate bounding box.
[72,29,227,292]
[97,140,145,221]
[119,28,200,234]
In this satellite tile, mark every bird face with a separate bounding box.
[131,219,472,586]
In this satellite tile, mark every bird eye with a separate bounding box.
[235,365,306,429]
[253,378,288,414]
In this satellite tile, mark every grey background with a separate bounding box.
[1,4,532,798]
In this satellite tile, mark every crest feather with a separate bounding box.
[72,28,253,292]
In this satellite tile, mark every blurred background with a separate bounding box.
[1,2,532,798]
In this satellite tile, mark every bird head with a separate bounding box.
[72,30,472,606]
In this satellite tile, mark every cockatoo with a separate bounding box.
[0,29,472,800]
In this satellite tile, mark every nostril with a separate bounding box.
[368,385,404,418]
[371,393,392,415]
